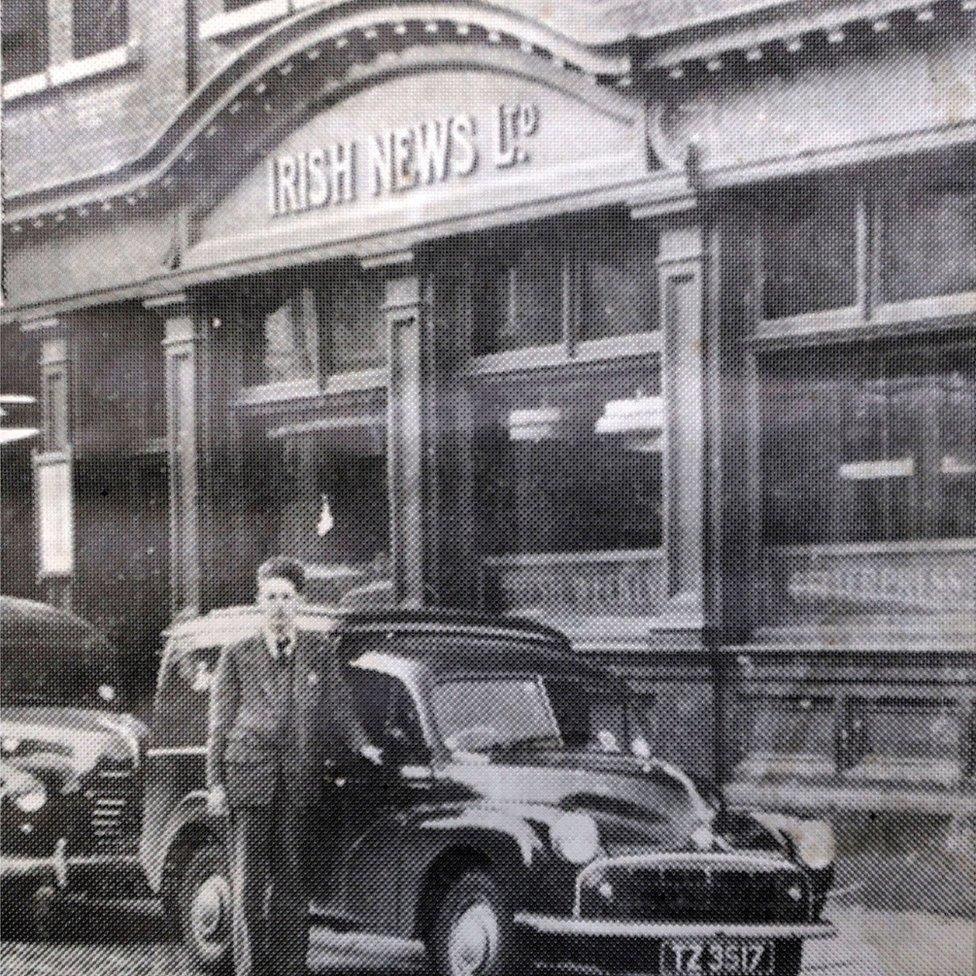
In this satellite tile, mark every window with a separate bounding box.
[474,361,662,555]
[259,427,389,573]
[241,288,319,386]
[317,272,386,374]
[881,168,976,303]
[346,668,426,756]
[2,0,48,82]
[762,339,975,545]
[473,229,564,354]
[470,216,659,355]
[844,699,962,783]
[73,0,127,60]
[734,696,835,780]
[431,677,560,752]
[579,219,658,340]
[761,179,858,319]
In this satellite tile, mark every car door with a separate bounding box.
[307,661,431,933]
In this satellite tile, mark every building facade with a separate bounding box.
[2,0,974,813]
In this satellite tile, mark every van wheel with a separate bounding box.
[427,870,519,976]
[176,842,232,973]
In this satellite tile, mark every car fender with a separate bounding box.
[396,805,544,938]
[140,788,227,893]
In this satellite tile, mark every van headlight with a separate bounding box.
[550,812,601,865]
[14,785,47,814]
[755,812,836,871]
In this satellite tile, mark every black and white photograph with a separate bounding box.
[1,2,974,975]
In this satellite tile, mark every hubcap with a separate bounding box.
[190,873,230,947]
[448,900,499,976]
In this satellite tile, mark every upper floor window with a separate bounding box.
[316,272,386,374]
[471,216,659,356]
[881,165,976,303]
[73,0,127,60]
[761,178,858,320]
[760,158,975,321]
[2,0,48,82]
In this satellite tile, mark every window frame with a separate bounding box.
[466,216,662,375]
[756,158,976,341]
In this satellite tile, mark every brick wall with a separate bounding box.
[2,0,188,196]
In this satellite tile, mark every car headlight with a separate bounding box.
[755,812,836,871]
[791,819,836,871]
[550,812,601,865]
[14,785,47,814]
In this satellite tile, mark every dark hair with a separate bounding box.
[256,556,306,594]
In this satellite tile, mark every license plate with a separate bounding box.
[660,940,774,975]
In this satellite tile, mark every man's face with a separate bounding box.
[257,576,301,637]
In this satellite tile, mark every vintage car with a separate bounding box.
[143,604,836,976]
[0,596,147,929]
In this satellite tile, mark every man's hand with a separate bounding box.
[360,744,383,766]
[206,784,228,817]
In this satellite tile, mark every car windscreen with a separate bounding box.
[430,675,562,753]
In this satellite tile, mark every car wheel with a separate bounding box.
[176,841,232,974]
[428,869,520,976]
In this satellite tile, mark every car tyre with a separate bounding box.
[176,841,232,974]
[428,869,522,976]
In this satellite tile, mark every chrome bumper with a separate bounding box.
[515,913,837,941]
[0,838,68,889]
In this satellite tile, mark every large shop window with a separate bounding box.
[762,339,975,545]
[2,0,48,81]
[246,421,389,584]
[471,217,658,355]
[474,361,662,555]
[73,0,128,60]
[761,179,858,320]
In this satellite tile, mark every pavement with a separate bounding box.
[1,895,973,976]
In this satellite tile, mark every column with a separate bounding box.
[657,222,708,633]
[26,316,74,608]
[150,293,204,615]
[384,269,432,607]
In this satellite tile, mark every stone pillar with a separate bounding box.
[26,316,74,608]
[150,293,204,615]
[657,222,708,634]
[384,269,432,607]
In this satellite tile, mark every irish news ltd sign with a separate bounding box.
[267,101,541,216]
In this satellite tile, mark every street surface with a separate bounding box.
[2,895,972,976]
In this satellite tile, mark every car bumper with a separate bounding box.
[0,838,68,890]
[515,915,837,940]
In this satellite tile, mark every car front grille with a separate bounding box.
[87,763,136,855]
[577,854,811,924]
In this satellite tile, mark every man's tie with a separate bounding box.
[277,637,293,662]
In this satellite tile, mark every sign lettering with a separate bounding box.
[268,102,538,216]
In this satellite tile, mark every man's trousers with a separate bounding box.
[228,788,310,976]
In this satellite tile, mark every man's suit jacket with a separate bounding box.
[206,630,369,808]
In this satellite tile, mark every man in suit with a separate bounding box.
[206,556,382,976]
